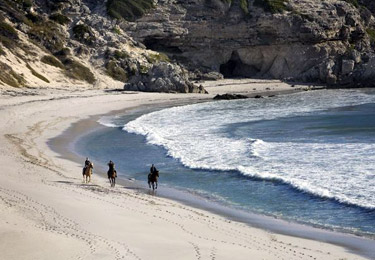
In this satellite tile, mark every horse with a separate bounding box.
[82,162,94,183]
[148,170,159,190]
[108,168,117,187]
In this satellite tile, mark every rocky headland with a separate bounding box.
[1,0,375,92]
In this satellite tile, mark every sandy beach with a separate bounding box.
[0,80,371,260]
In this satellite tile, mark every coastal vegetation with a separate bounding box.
[49,13,70,25]
[113,50,129,60]
[221,0,248,14]
[72,24,96,46]
[26,63,50,83]
[0,20,19,49]
[106,60,128,82]
[27,22,65,53]
[63,58,95,84]
[106,0,154,21]
[344,0,359,8]
[366,28,375,43]
[254,0,288,13]
[41,55,65,69]
[146,52,170,64]
[0,61,25,87]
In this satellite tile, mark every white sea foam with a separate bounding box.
[98,116,122,128]
[123,90,375,209]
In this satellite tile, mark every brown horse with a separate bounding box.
[82,162,94,183]
[108,168,117,187]
[148,170,159,190]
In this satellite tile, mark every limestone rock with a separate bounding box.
[341,60,355,75]
[122,0,375,87]
[124,62,207,93]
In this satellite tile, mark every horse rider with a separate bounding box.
[83,157,91,174]
[108,160,115,173]
[150,164,157,175]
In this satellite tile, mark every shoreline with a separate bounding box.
[0,81,373,260]
[50,90,375,259]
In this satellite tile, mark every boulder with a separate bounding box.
[213,93,249,100]
[124,62,207,93]
[341,60,355,75]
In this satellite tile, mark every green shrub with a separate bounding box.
[106,0,154,21]
[28,22,64,52]
[0,0,33,26]
[113,50,129,60]
[366,28,375,43]
[72,24,96,45]
[0,21,18,49]
[63,58,95,84]
[113,27,121,35]
[344,0,359,8]
[41,55,64,69]
[0,21,18,40]
[0,61,25,87]
[240,0,248,14]
[0,46,5,55]
[106,60,128,81]
[49,13,70,25]
[26,12,43,23]
[139,64,149,74]
[15,0,33,8]
[54,47,71,58]
[254,0,288,13]
[26,63,50,83]
[146,52,170,64]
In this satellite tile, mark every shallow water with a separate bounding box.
[76,89,375,237]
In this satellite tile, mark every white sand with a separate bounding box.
[0,82,368,259]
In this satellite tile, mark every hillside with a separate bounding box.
[1,0,375,91]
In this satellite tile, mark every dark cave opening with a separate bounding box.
[143,36,182,54]
[219,51,259,78]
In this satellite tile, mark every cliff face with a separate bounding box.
[123,0,375,87]
[0,0,204,92]
[1,0,375,91]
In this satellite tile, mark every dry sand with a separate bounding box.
[0,81,370,259]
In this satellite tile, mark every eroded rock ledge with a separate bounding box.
[122,0,375,87]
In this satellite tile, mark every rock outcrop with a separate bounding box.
[122,0,375,87]
[1,0,375,90]
[124,62,206,93]
[0,0,205,92]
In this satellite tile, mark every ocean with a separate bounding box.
[75,89,375,237]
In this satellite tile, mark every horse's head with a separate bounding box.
[89,162,94,168]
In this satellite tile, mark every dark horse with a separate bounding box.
[148,170,159,190]
[108,168,117,187]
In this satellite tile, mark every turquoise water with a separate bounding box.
[75,89,375,237]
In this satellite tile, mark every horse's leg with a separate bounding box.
[155,181,158,189]
[113,178,116,187]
